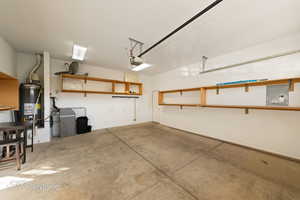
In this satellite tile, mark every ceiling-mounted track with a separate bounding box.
[138,0,223,57]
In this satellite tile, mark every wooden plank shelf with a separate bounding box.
[0,72,19,111]
[0,106,16,111]
[158,77,300,113]
[0,72,17,80]
[160,87,201,94]
[60,74,143,96]
[159,104,201,107]
[203,105,300,111]
[158,104,300,111]
[61,89,140,95]
[160,77,300,94]
[62,74,142,85]
[204,78,300,91]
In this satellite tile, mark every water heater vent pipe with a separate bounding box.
[27,53,43,83]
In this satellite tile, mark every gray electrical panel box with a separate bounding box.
[266,84,289,106]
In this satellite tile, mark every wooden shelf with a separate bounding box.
[160,77,300,94]
[61,89,140,95]
[62,74,142,85]
[204,78,300,90]
[60,74,143,96]
[158,104,300,111]
[160,87,201,94]
[0,72,17,80]
[0,106,16,111]
[159,104,201,107]
[0,72,19,111]
[204,105,300,111]
[158,77,300,113]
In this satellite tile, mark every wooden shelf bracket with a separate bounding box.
[245,85,249,92]
[288,79,294,92]
[200,88,206,106]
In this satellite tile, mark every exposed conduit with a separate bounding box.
[200,49,300,74]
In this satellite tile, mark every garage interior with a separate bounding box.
[0,0,300,199]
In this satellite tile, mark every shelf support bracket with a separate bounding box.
[125,83,130,94]
[180,90,182,96]
[245,85,249,92]
[84,73,88,84]
[288,79,294,92]
[245,108,249,114]
[200,88,207,106]
[158,92,164,105]
[180,105,183,110]
[112,82,115,93]
[216,87,220,95]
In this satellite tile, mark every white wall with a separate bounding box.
[0,36,16,77]
[153,33,300,160]
[50,59,153,130]
[0,36,16,122]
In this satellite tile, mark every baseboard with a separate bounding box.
[154,121,300,163]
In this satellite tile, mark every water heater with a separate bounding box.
[19,83,44,127]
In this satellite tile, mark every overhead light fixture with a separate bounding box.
[72,44,87,61]
[132,63,152,71]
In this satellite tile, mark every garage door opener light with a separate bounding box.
[72,44,87,61]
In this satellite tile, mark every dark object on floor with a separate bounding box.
[76,116,92,134]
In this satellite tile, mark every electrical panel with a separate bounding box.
[266,84,289,106]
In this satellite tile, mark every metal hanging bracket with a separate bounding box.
[288,79,294,92]
[129,38,144,58]
[84,73,88,83]
[201,56,208,72]
[245,85,249,92]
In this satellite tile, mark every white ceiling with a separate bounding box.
[0,0,299,74]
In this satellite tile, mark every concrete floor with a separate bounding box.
[0,122,299,200]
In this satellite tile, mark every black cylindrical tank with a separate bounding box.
[19,83,44,127]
